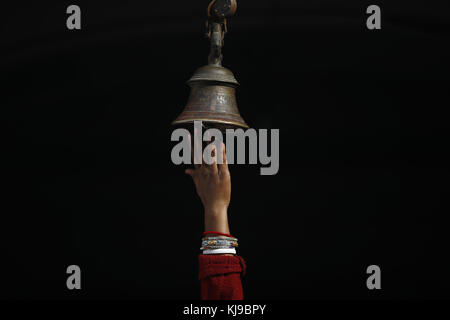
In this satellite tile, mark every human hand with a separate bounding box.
[185,143,231,234]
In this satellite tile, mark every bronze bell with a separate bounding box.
[172,0,248,130]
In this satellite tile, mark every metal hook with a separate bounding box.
[206,0,237,66]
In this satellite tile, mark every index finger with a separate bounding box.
[217,142,228,175]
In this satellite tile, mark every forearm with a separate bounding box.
[187,143,245,299]
[204,208,233,256]
[200,207,245,300]
[204,208,230,234]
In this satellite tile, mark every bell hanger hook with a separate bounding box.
[206,0,237,66]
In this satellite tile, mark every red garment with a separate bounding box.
[198,254,246,300]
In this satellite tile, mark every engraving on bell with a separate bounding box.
[172,65,248,129]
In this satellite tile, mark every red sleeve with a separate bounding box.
[198,254,246,300]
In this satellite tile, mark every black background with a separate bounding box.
[2,0,450,300]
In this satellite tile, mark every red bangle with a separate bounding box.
[203,231,235,238]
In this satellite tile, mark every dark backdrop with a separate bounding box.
[2,0,450,299]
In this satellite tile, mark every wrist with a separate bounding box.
[204,206,228,217]
[204,207,230,234]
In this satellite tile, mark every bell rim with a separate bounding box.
[171,118,249,129]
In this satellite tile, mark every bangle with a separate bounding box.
[203,235,238,241]
[203,231,235,238]
[201,233,239,255]
[201,239,238,248]
[203,248,236,255]
[201,236,238,252]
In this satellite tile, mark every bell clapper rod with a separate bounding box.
[206,0,237,67]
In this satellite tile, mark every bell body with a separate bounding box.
[172,65,248,129]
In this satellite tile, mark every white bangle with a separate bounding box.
[202,248,236,255]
